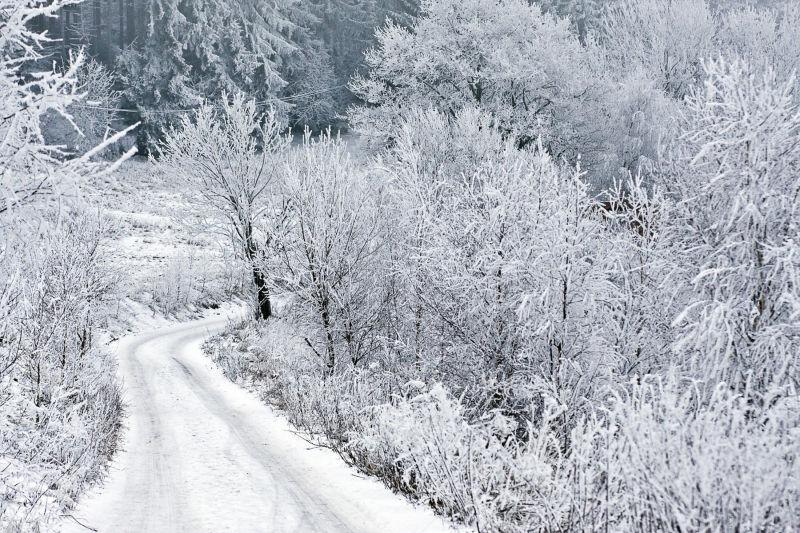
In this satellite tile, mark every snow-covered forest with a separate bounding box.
[2,0,799,531]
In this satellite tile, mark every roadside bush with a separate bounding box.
[149,254,201,315]
[350,376,799,532]
[602,377,800,532]
[204,318,385,446]
[0,211,123,531]
[146,249,248,317]
[205,314,800,532]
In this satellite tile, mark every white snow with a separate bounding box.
[60,310,456,533]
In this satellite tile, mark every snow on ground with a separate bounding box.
[61,310,455,533]
[87,157,243,339]
[57,154,457,532]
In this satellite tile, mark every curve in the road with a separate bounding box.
[62,313,453,533]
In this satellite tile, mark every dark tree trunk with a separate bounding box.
[61,9,69,57]
[252,265,272,320]
[119,0,125,49]
[92,0,103,58]
[125,0,136,46]
[320,299,335,377]
[244,226,271,321]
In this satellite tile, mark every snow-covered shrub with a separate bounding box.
[0,211,123,530]
[351,383,605,531]
[276,130,388,376]
[149,254,196,315]
[349,375,799,532]
[719,5,782,66]
[205,317,312,396]
[0,349,122,531]
[659,57,800,392]
[353,384,527,527]
[204,317,389,449]
[600,376,800,532]
[148,253,235,316]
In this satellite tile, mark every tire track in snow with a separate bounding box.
[61,313,454,533]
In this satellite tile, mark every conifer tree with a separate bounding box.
[116,0,298,149]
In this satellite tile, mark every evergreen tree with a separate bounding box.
[116,0,298,149]
[309,0,419,111]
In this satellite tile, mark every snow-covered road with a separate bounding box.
[62,313,453,533]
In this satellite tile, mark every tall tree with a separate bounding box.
[116,0,299,149]
[661,58,800,391]
[157,96,289,320]
[349,0,613,174]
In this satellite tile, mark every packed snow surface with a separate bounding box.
[62,312,453,533]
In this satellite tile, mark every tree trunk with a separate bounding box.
[61,8,69,57]
[252,265,272,320]
[244,226,271,321]
[119,0,125,49]
[126,0,137,46]
[320,299,336,377]
[93,0,101,51]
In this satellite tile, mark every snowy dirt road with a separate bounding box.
[62,313,453,533]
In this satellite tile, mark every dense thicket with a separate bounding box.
[8,0,800,530]
[1,2,133,529]
[194,1,800,531]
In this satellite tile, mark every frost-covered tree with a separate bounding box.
[42,59,121,155]
[385,109,620,423]
[718,3,800,81]
[592,70,681,189]
[350,0,613,173]
[601,178,677,378]
[157,95,289,320]
[386,109,540,404]
[115,0,199,149]
[510,149,619,434]
[661,58,800,392]
[379,109,506,376]
[277,132,385,375]
[192,3,800,531]
[0,0,134,213]
[597,0,716,99]
[719,5,782,64]
[117,0,298,149]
